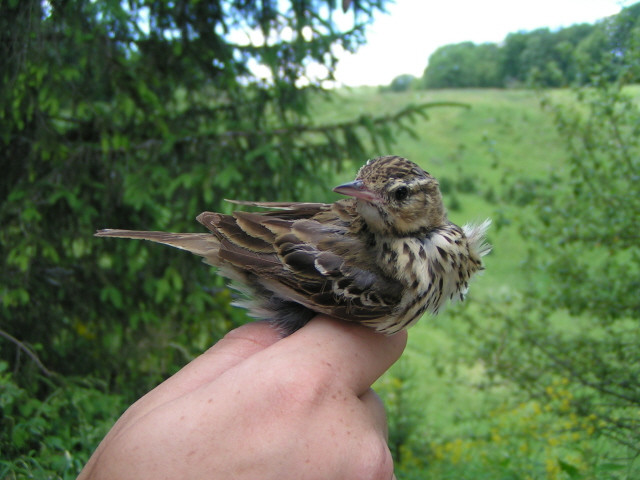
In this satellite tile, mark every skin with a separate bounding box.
[78,316,407,480]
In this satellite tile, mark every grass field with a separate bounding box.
[309,87,639,479]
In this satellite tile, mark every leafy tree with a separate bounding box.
[473,14,640,470]
[576,2,640,83]
[422,42,502,88]
[501,25,595,87]
[518,28,561,86]
[386,73,417,92]
[422,2,640,88]
[552,23,594,82]
[501,31,529,86]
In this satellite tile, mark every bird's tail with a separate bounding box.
[462,219,492,258]
[94,229,219,259]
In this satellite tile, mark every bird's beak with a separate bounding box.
[333,180,379,203]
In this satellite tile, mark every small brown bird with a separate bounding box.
[96,156,490,335]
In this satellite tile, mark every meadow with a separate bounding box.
[310,86,639,479]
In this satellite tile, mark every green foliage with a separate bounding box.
[0,362,125,480]
[382,74,418,93]
[534,85,639,321]
[375,358,425,466]
[422,2,640,88]
[423,42,504,88]
[576,2,640,83]
[502,25,593,87]
[471,17,640,474]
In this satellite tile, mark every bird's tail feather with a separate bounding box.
[462,219,492,258]
[94,229,219,258]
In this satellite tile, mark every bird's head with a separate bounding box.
[333,156,446,236]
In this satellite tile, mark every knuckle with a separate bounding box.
[267,359,336,407]
[350,433,394,480]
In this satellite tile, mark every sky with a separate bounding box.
[332,0,630,86]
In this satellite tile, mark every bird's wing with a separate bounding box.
[224,200,332,219]
[197,207,402,321]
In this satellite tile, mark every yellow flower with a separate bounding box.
[74,321,96,340]
[546,457,561,479]
[448,438,464,465]
[431,444,444,461]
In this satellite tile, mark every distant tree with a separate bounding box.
[472,43,503,87]
[501,31,529,85]
[553,23,594,82]
[424,13,640,88]
[501,25,594,86]
[576,2,640,82]
[529,25,596,86]
[518,28,559,85]
[386,73,417,92]
[422,42,502,88]
[421,3,639,89]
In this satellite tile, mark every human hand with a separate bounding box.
[78,315,407,480]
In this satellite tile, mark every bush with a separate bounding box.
[474,57,640,474]
[387,74,418,92]
[0,362,125,479]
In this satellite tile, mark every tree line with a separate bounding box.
[387,1,640,91]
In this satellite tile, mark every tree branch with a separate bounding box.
[0,329,54,377]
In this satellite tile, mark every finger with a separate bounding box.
[360,388,388,439]
[276,315,407,396]
[150,321,281,397]
[358,389,396,480]
[111,321,280,432]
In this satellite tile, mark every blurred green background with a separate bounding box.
[1,1,638,478]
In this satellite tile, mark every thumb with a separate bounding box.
[277,316,407,396]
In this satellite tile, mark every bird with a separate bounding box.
[95,155,490,335]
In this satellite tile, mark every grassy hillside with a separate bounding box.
[310,87,639,479]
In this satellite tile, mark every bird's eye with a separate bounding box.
[394,186,409,201]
